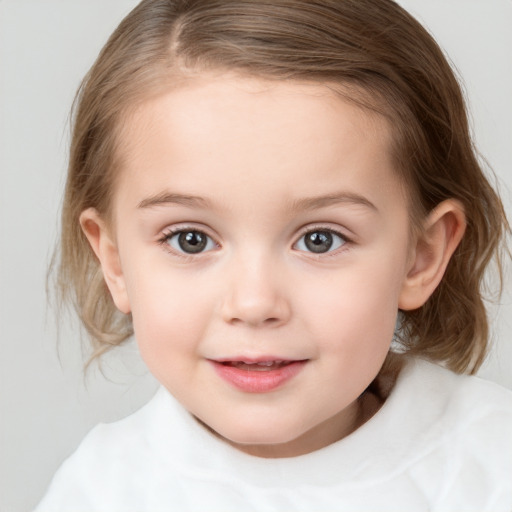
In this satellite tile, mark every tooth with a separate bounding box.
[229,360,291,368]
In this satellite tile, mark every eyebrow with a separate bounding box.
[138,192,212,209]
[137,190,377,213]
[290,192,378,213]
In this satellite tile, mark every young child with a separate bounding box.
[36,0,512,510]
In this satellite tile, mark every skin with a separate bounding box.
[81,75,465,458]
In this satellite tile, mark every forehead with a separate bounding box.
[114,75,404,214]
[122,75,390,151]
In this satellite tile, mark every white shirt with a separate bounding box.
[35,358,512,511]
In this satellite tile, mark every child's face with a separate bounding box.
[103,76,415,457]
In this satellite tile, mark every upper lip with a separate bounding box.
[210,357,307,364]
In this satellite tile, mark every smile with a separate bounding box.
[223,360,289,370]
[209,358,308,393]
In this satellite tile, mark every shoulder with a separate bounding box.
[402,357,512,416]
[398,357,512,444]
[394,358,512,506]
[34,388,173,512]
[373,356,512,459]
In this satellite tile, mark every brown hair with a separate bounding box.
[55,0,509,373]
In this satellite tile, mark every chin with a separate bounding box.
[226,429,296,446]
[211,416,308,448]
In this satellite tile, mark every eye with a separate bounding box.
[295,229,346,254]
[163,230,217,254]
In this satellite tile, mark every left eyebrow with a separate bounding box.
[290,192,378,213]
[137,192,212,210]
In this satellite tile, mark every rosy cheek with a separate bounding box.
[302,270,396,342]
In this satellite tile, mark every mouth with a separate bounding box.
[209,358,308,393]
[219,360,297,371]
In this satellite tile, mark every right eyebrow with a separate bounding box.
[137,192,212,210]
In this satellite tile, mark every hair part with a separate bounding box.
[53,0,509,373]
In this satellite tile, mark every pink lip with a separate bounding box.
[209,358,307,393]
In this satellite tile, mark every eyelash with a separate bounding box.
[157,225,351,258]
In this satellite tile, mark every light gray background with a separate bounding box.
[1,1,511,511]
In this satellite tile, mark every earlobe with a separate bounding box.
[398,199,466,311]
[79,208,131,314]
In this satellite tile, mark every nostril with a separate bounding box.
[226,315,285,328]
[220,281,292,327]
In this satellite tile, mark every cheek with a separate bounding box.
[122,261,215,365]
[298,257,404,359]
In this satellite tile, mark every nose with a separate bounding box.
[221,255,291,328]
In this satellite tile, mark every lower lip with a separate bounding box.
[210,360,307,393]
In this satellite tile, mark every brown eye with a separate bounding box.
[295,230,346,254]
[166,230,216,254]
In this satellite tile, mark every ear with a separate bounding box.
[399,199,466,311]
[79,208,131,314]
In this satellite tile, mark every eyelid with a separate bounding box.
[159,222,219,241]
[295,223,351,239]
